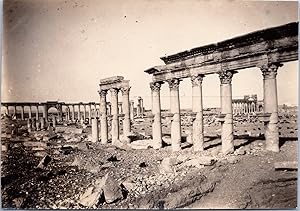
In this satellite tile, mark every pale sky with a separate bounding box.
[1,0,298,109]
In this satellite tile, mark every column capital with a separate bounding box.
[167,78,181,90]
[218,70,236,84]
[150,81,163,92]
[110,88,119,96]
[120,87,131,95]
[259,63,283,79]
[191,74,205,87]
[98,89,108,98]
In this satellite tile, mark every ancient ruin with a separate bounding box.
[1,4,298,208]
[98,76,131,145]
[145,22,298,154]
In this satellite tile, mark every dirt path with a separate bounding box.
[187,141,297,209]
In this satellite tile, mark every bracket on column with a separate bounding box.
[216,114,226,122]
[258,113,271,123]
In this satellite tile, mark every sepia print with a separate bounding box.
[1,0,298,209]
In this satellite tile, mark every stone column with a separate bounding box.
[88,104,92,123]
[260,63,281,152]
[137,98,141,117]
[99,90,108,144]
[191,75,205,151]
[219,71,235,155]
[168,78,181,151]
[4,106,8,115]
[32,118,36,130]
[27,119,32,132]
[20,106,24,120]
[150,82,163,149]
[78,105,81,120]
[110,88,119,145]
[66,107,70,122]
[83,105,86,121]
[36,120,40,131]
[72,105,75,122]
[130,101,134,120]
[140,98,144,117]
[91,117,99,143]
[52,116,56,128]
[35,106,39,120]
[121,87,131,142]
[43,105,48,122]
[40,117,45,130]
[28,106,32,119]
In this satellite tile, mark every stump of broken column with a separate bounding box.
[91,117,99,143]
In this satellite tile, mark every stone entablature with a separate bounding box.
[145,22,298,82]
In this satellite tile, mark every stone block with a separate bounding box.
[159,157,177,174]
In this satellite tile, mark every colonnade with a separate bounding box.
[95,87,131,144]
[232,102,257,114]
[2,104,46,121]
[62,103,100,123]
[149,63,282,153]
[95,76,132,144]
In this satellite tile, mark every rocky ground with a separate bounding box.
[1,112,298,209]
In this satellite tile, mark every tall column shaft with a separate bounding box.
[141,99,144,117]
[43,105,48,122]
[78,105,81,120]
[35,106,39,120]
[72,105,75,121]
[20,106,24,120]
[121,87,131,141]
[5,106,8,115]
[110,88,119,145]
[130,101,134,120]
[137,99,141,117]
[191,75,204,151]
[28,106,32,119]
[219,71,235,154]
[67,107,70,121]
[99,90,108,144]
[168,79,181,151]
[91,117,99,143]
[83,105,86,120]
[261,63,281,152]
[150,82,163,149]
[88,105,92,123]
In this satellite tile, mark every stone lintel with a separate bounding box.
[152,48,297,82]
[100,76,124,85]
